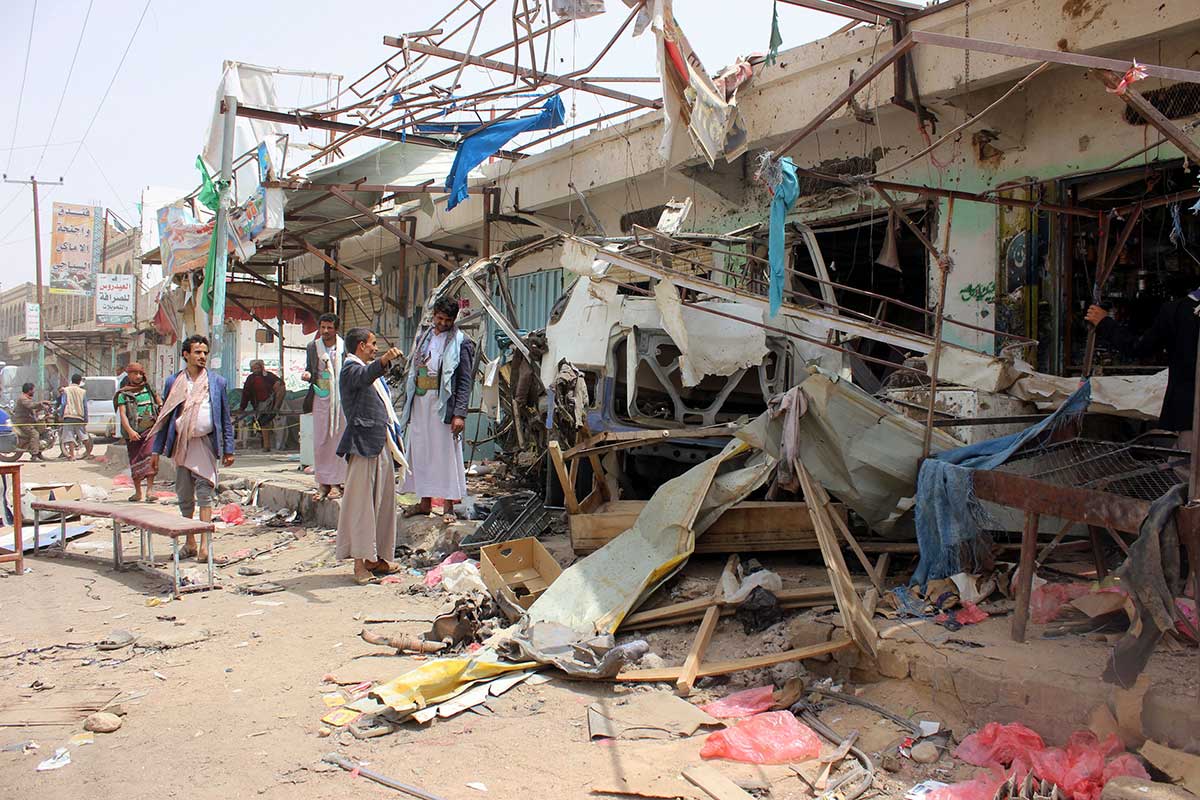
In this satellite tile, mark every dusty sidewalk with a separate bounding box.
[0,451,1194,800]
[0,454,952,800]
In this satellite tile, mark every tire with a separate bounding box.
[0,450,20,463]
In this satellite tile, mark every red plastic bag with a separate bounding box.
[219,503,245,525]
[956,602,989,625]
[113,474,133,487]
[699,711,821,764]
[1031,583,1090,624]
[930,766,1012,800]
[700,686,775,719]
[423,551,468,587]
[955,722,1045,767]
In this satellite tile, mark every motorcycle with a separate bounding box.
[0,403,59,462]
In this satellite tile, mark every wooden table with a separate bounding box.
[0,463,24,575]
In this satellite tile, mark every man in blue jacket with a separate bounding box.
[335,327,405,584]
[149,335,235,561]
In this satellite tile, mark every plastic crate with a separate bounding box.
[459,491,538,553]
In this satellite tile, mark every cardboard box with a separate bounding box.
[479,538,562,620]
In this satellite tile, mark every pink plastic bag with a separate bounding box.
[1031,583,1091,624]
[930,766,1012,800]
[1176,598,1198,642]
[955,722,1045,767]
[113,474,133,487]
[700,686,776,719]
[952,725,1149,800]
[699,711,821,764]
[423,551,468,587]
[219,503,245,525]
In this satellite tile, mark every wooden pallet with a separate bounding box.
[568,500,844,555]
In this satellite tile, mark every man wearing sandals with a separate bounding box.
[335,327,407,584]
[301,313,347,500]
[148,335,236,562]
[400,297,475,525]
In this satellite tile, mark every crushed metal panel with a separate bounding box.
[653,279,769,387]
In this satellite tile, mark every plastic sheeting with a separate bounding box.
[370,652,537,714]
[527,428,775,634]
[755,369,961,535]
[445,95,565,210]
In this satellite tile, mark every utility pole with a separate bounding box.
[3,174,64,399]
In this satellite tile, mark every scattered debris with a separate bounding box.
[587,692,720,741]
[359,629,447,655]
[36,747,71,771]
[321,752,447,800]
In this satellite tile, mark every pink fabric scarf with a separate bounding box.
[145,368,210,464]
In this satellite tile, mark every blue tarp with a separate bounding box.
[444,95,566,211]
[911,380,1093,585]
[768,157,799,317]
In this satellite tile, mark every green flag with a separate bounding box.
[767,0,783,66]
[195,156,224,314]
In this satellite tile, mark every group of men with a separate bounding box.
[312,299,474,584]
[141,297,473,583]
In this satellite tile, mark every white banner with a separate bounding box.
[95,273,136,327]
[24,302,40,340]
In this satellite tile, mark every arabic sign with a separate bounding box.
[95,273,136,327]
[24,303,40,340]
[50,203,103,295]
[157,204,214,276]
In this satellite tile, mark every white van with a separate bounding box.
[83,376,120,440]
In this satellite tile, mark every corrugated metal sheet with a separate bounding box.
[467,268,565,460]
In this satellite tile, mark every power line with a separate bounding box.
[58,0,153,180]
[6,0,38,175]
[84,141,136,219]
[33,0,94,175]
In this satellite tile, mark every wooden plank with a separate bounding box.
[676,555,738,696]
[616,639,853,682]
[676,605,721,696]
[797,462,878,657]
[683,764,756,800]
[1012,510,1041,643]
[547,441,580,514]
[622,598,832,632]
[586,453,613,503]
[621,585,853,629]
[569,500,840,554]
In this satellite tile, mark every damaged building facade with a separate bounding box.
[294,0,1199,452]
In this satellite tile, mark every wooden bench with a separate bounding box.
[30,500,218,598]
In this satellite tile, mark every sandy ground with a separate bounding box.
[0,447,1180,799]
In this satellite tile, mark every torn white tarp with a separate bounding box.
[202,63,286,171]
[527,429,775,634]
[653,279,768,387]
[644,0,751,167]
[1007,363,1166,421]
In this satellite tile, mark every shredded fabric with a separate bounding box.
[767,156,799,318]
[445,95,564,210]
[912,381,1092,586]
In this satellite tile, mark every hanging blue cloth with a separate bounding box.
[911,380,1093,586]
[444,95,566,211]
[768,157,799,317]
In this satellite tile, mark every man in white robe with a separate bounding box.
[400,296,476,523]
[302,313,347,499]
